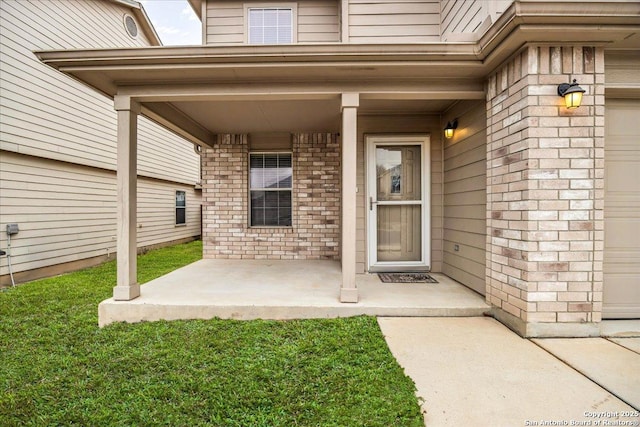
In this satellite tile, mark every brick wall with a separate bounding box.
[486,46,605,336]
[202,133,340,260]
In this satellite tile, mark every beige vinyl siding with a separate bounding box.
[440,0,511,40]
[298,1,339,43]
[0,153,201,279]
[0,0,199,184]
[137,180,201,248]
[356,115,443,274]
[205,1,244,44]
[138,117,201,185]
[205,0,340,45]
[0,0,201,282]
[440,0,483,37]
[348,0,440,43]
[2,0,152,50]
[442,100,487,295]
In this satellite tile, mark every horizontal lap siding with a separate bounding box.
[0,0,200,184]
[348,0,440,43]
[137,180,201,248]
[137,117,201,185]
[298,1,339,43]
[0,0,201,281]
[206,1,339,45]
[0,153,201,277]
[442,100,487,295]
[205,2,244,45]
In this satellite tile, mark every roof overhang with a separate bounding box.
[36,1,640,147]
[188,0,202,20]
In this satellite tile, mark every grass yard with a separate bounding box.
[0,240,424,426]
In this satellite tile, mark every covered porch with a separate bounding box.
[98,259,489,327]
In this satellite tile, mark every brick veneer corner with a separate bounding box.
[486,46,605,337]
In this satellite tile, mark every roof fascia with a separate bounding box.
[188,0,202,20]
[35,43,479,68]
[37,0,640,72]
[478,0,640,57]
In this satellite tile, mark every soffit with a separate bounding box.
[163,98,453,134]
[37,1,640,146]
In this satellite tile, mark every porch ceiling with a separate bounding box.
[160,98,455,134]
[36,1,640,146]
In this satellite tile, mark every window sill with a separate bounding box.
[175,224,187,227]
[249,226,294,233]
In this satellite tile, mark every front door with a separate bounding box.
[367,135,430,271]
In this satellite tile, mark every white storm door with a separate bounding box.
[367,135,430,271]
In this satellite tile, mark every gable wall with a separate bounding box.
[0,0,201,284]
[440,0,511,39]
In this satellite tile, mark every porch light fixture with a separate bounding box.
[444,119,458,139]
[557,79,586,109]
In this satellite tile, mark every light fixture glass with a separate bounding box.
[444,119,458,139]
[557,79,586,109]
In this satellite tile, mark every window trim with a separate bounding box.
[244,3,298,45]
[123,14,139,39]
[248,151,293,228]
[175,190,187,226]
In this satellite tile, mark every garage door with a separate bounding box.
[603,99,640,318]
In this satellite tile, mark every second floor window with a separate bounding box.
[248,7,293,44]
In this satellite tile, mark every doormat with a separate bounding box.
[377,273,438,283]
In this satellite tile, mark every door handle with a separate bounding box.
[369,197,378,211]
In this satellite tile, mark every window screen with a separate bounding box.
[250,153,292,226]
[176,191,186,225]
[248,8,293,44]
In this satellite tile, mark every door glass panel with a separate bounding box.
[376,146,421,201]
[377,205,422,262]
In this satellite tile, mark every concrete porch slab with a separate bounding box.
[98,259,490,326]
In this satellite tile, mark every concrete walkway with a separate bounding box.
[378,317,640,427]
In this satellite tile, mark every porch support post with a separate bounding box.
[340,93,359,303]
[113,95,140,301]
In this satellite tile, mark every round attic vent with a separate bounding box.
[124,14,138,38]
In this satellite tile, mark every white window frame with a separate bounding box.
[249,151,293,228]
[175,190,186,226]
[244,3,298,45]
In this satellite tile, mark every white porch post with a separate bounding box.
[113,95,140,300]
[340,93,359,303]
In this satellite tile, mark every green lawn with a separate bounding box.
[0,240,423,426]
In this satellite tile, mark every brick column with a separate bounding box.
[486,46,605,337]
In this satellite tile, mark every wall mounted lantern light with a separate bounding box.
[444,119,458,139]
[557,79,586,109]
